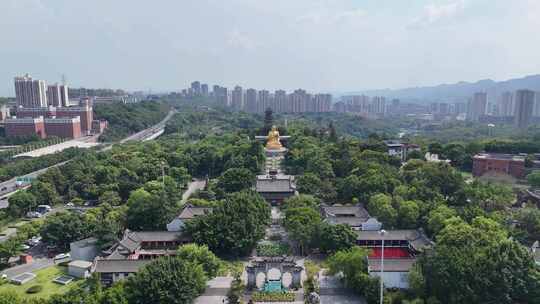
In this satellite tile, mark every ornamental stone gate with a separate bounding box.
[246,257,302,290]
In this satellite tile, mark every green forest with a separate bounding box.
[0,104,539,304]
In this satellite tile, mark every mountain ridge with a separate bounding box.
[343,74,540,103]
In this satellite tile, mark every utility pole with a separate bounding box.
[379,229,386,304]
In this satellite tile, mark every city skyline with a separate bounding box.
[2,0,540,96]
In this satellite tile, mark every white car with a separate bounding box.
[26,236,42,246]
[26,211,42,219]
[53,253,70,261]
[19,244,30,250]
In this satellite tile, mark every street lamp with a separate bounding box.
[379,229,386,304]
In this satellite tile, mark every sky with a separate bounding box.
[1,0,540,96]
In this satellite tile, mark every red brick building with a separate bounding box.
[45,117,82,139]
[11,104,96,139]
[56,104,93,135]
[473,153,528,179]
[92,120,108,134]
[16,106,56,119]
[5,117,46,138]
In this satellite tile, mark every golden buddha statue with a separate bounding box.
[266,125,283,150]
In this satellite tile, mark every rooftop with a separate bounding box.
[321,204,370,227]
[71,237,98,248]
[68,260,93,269]
[176,204,212,220]
[105,230,187,259]
[94,259,151,273]
[473,153,526,161]
[256,174,295,193]
[356,229,432,251]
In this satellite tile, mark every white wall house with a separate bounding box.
[367,258,416,289]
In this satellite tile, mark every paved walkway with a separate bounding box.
[181,179,206,203]
[1,258,53,279]
[318,271,366,304]
[193,276,232,304]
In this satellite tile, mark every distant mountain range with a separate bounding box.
[343,74,540,103]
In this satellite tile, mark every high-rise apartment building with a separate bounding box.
[231,86,244,111]
[201,84,209,97]
[191,81,201,96]
[14,74,48,108]
[454,102,467,115]
[214,86,229,107]
[245,88,258,113]
[467,92,487,121]
[499,92,514,116]
[212,85,220,97]
[371,96,386,115]
[47,83,69,107]
[274,90,287,113]
[312,94,332,112]
[514,89,535,129]
[534,92,540,117]
[257,90,270,113]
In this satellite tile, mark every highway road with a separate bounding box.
[0,109,176,207]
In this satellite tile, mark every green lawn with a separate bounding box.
[0,266,79,299]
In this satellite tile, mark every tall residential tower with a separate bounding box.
[14,74,48,108]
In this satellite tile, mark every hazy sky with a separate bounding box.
[1,0,539,95]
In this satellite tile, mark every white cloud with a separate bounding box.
[226,29,257,51]
[409,0,466,29]
[297,8,367,25]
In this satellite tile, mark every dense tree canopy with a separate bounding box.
[125,257,206,304]
[419,216,540,304]
[185,190,270,257]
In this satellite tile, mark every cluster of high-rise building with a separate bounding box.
[180,81,540,128]
[333,95,394,117]
[5,74,106,139]
[185,81,332,113]
[466,89,540,129]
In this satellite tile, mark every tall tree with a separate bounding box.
[126,183,178,231]
[40,212,92,251]
[283,207,321,255]
[176,244,221,278]
[316,223,356,253]
[185,190,270,257]
[420,216,540,304]
[125,257,206,304]
[216,168,254,194]
[6,191,37,217]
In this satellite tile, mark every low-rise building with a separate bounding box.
[321,204,381,231]
[70,237,99,262]
[472,153,540,179]
[91,120,108,134]
[367,258,416,289]
[94,229,190,285]
[5,117,46,138]
[68,260,93,279]
[44,117,82,139]
[256,174,296,205]
[356,229,432,255]
[384,140,420,162]
[0,105,11,121]
[167,204,213,232]
[358,229,432,290]
[93,259,151,286]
